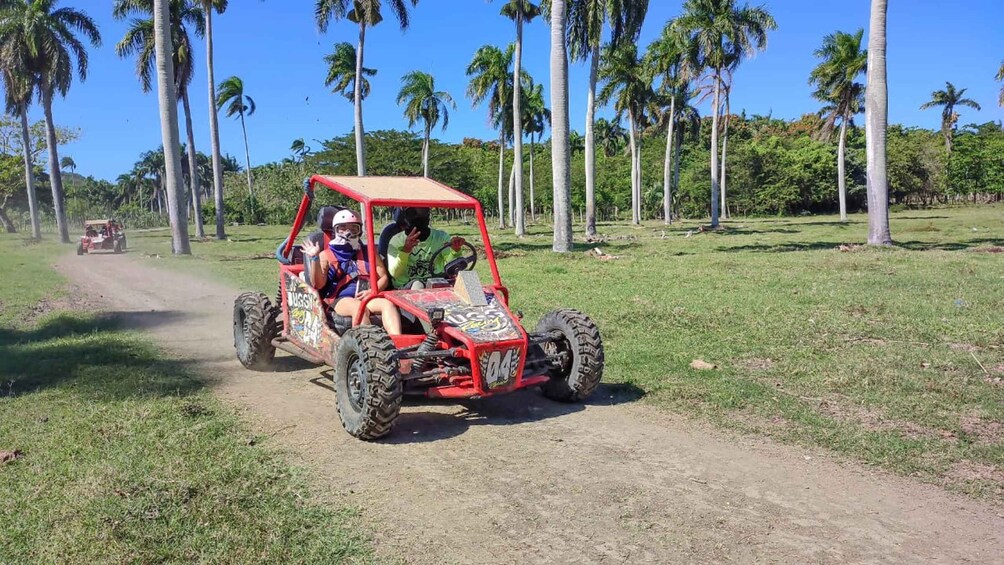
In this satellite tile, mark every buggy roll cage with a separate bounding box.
[280,175,507,326]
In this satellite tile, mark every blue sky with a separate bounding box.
[45,0,1004,181]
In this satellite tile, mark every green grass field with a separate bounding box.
[129,206,1004,500]
[0,238,372,562]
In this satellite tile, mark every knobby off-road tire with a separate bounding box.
[120,235,127,250]
[536,309,604,402]
[233,292,278,370]
[333,326,402,440]
[113,239,123,254]
[76,242,84,255]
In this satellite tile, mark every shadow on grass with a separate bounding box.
[897,238,1004,251]
[715,241,843,253]
[384,382,645,444]
[0,311,201,400]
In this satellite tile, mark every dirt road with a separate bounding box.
[57,254,1004,564]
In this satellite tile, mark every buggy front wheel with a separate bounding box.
[233,292,278,370]
[535,309,604,402]
[333,326,402,440]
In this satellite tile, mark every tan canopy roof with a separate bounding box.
[313,175,476,206]
[84,219,111,226]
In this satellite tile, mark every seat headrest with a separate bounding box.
[317,206,342,234]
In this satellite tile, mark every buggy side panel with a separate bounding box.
[280,267,336,364]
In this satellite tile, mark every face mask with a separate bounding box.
[332,225,362,251]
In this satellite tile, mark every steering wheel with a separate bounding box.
[428,240,478,279]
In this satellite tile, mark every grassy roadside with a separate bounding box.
[129,206,1004,501]
[0,236,373,563]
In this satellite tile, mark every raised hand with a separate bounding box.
[403,228,421,253]
[302,238,321,258]
[450,236,466,252]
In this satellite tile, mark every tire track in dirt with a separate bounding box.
[57,254,1004,564]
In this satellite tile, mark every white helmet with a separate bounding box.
[330,209,361,230]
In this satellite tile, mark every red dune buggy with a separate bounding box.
[77,219,126,255]
[232,176,603,440]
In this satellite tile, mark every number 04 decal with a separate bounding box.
[481,348,519,389]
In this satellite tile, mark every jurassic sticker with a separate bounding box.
[395,288,521,343]
[284,273,324,347]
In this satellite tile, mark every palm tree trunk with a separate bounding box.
[673,131,683,214]
[18,104,40,239]
[154,0,191,254]
[182,90,205,238]
[709,73,721,228]
[40,87,69,243]
[205,6,226,240]
[529,131,535,222]
[354,23,368,176]
[549,0,572,252]
[865,0,892,245]
[837,116,848,221]
[239,110,254,220]
[508,156,516,226]
[720,92,730,220]
[422,123,430,177]
[497,134,506,228]
[584,42,600,237]
[627,110,639,225]
[513,17,525,236]
[663,95,676,225]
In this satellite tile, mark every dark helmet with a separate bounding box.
[393,207,432,241]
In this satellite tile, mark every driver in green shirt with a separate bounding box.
[387,207,467,289]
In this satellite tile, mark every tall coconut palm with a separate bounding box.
[290,138,311,162]
[1,67,40,238]
[920,81,981,153]
[997,61,1004,107]
[114,0,206,238]
[200,0,227,240]
[598,42,651,225]
[865,0,891,245]
[397,70,455,178]
[0,0,101,243]
[809,28,867,221]
[647,21,687,224]
[315,0,419,177]
[324,41,375,101]
[522,80,549,222]
[563,0,648,236]
[216,75,255,218]
[499,0,540,236]
[467,43,515,229]
[673,0,775,227]
[152,0,190,254]
[550,0,572,251]
[594,116,625,157]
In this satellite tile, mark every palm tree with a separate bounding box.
[0,0,101,243]
[809,28,867,221]
[865,0,891,245]
[114,0,207,238]
[315,0,419,176]
[550,0,572,251]
[324,41,375,100]
[216,75,255,218]
[396,70,455,178]
[920,81,981,153]
[599,42,651,225]
[499,0,540,236]
[674,0,776,227]
[522,80,550,222]
[564,0,648,236]
[594,116,625,157]
[647,21,687,224]
[467,43,515,228]
[200,0,227,240]
[0,68,39,238]
[152,0,190,254]
[997,61,1004,107]
[290,138,311,162]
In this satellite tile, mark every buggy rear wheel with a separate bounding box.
[333,326,401,440]
[233,292,278,370]
[535,309,604,402]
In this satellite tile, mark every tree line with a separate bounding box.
[1,0,1002,253]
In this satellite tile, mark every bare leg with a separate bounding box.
[334,298,371,325]
[366,298,402,335]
